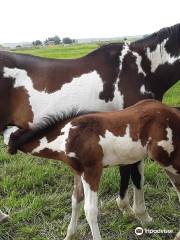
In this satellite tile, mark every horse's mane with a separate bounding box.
[131,23,180,48]
[38,107,94,128]
[8,108,94,154]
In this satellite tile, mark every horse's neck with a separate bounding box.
[143,39,180,97]
[146,38,180,72]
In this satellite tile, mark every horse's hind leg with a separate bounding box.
[116,164,134,216]
[64,175,84,240]
[165,170,180,240]
[0,210,9,223]
[131,161,152,223]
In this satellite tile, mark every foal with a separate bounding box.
[4,100,180,240]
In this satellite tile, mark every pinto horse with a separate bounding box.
[3,100,180,240]
[0,23,180,222]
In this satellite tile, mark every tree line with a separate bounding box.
[32,36,76,46]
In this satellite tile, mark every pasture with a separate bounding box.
[0,44,180,240]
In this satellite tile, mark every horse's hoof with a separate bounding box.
[0,212,9,223]
[135,212,153,224]
[174,231,180,240]
[116,197,135,217]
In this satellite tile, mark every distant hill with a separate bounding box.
[2,42,32,49]
[1,35,143,49]
[76,35,142,43]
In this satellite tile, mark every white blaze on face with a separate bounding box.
[146,38,180,72]
[157,127,174,156]
[3,67,124,127]
[32,122,76,154]
[3,126,19,145]
[99,124,146,166]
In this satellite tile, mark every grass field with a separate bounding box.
[0,44,180,240]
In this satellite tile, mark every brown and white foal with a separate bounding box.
[3,100,180,240]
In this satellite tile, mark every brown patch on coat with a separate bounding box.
[9,87,33,128]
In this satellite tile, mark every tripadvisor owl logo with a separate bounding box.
[135,227,144,236]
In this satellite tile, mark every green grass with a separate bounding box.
[0,44,180,240]
[14,44,98,59]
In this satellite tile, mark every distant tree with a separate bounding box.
[44,36,61,45]
[16,45,21,48]
[53,35,61,45]
[32,40,42,46]
[62,37,73,44]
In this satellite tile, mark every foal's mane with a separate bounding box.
[37,108,94,131]
[8,108,94,154]
[131,23,180,48]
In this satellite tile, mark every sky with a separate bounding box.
[1,0,180,43]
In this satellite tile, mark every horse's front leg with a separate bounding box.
[64,175,84,240]
[81,167,102,240]
[0,210,9,223]
[131,161,152,223]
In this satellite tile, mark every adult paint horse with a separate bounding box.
[4,100,180,240]
[0,23,180,222]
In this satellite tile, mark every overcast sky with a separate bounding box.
[1,0,180,43]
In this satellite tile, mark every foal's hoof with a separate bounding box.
[135,212,153,224]
[174,231,180,240]
[116,197,135,217]
[64,235,73,240]
[0,212,9,223]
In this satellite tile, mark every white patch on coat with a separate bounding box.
[119,44,146,77]
[119,44,129,71]
[140,85,154,96]
[81,176,101,240]
[146,38,180,72]
[3,126,19,145]
[131,51,146,76]
[3,67,124,127]
[157,127,174,156]
[68,152,77,158]
[99,125,146,166]
[32,122,75,154]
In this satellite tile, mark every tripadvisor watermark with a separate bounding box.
[135,227,173,236]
